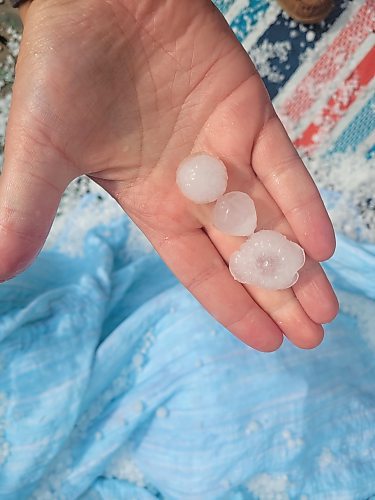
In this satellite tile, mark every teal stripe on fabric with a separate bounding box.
[331,93,375,153]
[230,0,270,42]
[367,143,375,159]
[212,0,238,15]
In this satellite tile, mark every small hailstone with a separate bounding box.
[229,230,305,290]
[282,429,292,439]
[133,401,144,414]
[306,30,316,42]
[0,441,10,464]
[220,479,231,489]
[213,191,257,236]
[156,406,168,418]
[245,420,261,434]
[176,153,228,204]
[132,353,144,368]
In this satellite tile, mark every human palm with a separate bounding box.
[0,0,338,351]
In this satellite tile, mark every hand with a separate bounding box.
[0,0,338,351]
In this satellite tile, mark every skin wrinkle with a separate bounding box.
[252,113,281,152]
[265,292,302,319]
[193,70,266,166]
[153,21,252,176]
[100,7,210,186]
[225,309,283,351]
[0,215,46,242]
[26,169,62,197]
[93,2,146,180]
[105,0,186,72]
[283,191,322,217]
[256,153,303,186]
[192,71,260,156]
[248,104,275,173]
[155,56,224,172]
[185,257,229,295]
[14,121,77,181]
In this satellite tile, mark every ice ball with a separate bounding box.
[176,153,228,204]
[229,230,305,290]
[213,191,257,236]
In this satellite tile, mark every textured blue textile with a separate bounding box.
[0,196,374,499]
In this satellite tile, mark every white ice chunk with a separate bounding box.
[306,30,316,42]
[213,191,257,236]
[176,153,228,204]
[229,230,305,290]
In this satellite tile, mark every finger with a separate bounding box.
[0,90,75,281]
[255,183,339,325]
[293,257,339,324]
[206,225,325,350]
[205,171,337,349]
[251,112,336,262]
[254,171,339,327]
[140,224,283,352]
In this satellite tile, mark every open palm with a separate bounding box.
[0,0,338,351]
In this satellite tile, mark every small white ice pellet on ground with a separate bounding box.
[229,230,305,290]
[133,401,144,414]
[306,30,316,42]
[132,353,144,368]
[156,406,168,418]
[176,153,228,204]
[213,191,257,236]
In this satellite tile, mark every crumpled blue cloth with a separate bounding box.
[0,195,374,500]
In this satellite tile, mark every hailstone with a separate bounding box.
[229,230,305,290]
[213,191,257,236]
[176,153,228,204]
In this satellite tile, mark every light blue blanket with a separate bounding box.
[0,194,374,499]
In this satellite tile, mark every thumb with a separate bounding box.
[0,90,76,282]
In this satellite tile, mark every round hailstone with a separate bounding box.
[176,153,228,204]
[229,230,305,290]
[213,191,257,236]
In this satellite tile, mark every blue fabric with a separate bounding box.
[0,196,374,499]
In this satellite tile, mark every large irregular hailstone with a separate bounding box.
[213,191,257,236]
[229,230,305,290]
[176,153,228,204]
